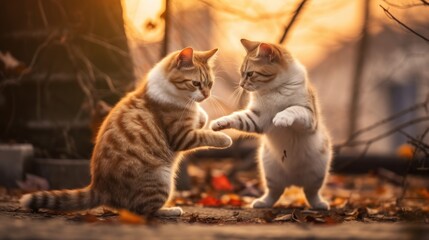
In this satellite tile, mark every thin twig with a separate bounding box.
[339,117,429,148]
[81,35,130,57]
[383,0,429,9]
[69,45,120,94]
[380,5,429,43]
[278,0,309,44]
[339,97,429,147]
[38,0,49,27]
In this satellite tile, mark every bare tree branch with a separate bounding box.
[343,97,429,146]
[348,0,371,137]
[341,117,429,148]
[278,0,309,44]
[380,5,429,43]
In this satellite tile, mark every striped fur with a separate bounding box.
[211,39,332,210]
[20,47,231,216]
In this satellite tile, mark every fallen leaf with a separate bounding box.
[396,144,414,159]
[417,188,429,199]
[198,196,222,207]
[118,209,146,224]
[331,197,348,208]
[367,207,380,215]
[305,215,326,224]
[81,213,99,223]
[221,194,244,207]
[324,215,341,224]
[211,174,234,192]
[273,214,292,222]
[291,209,305,223]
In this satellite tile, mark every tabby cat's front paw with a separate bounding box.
[210,117,234,131]
[214,132,233,148]
[273,112,295,128]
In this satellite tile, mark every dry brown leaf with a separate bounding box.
[273,214,293,222]
[417,188,429,199]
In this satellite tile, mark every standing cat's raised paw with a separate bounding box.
[272,112,295,128]
[210,117,234,131]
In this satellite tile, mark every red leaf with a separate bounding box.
[211,175,233,191]
[198,196,222,207]
[221,194,244,207]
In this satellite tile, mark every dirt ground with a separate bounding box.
[1,165,429,239]
[0,198,429,239]
[0,205,428,239]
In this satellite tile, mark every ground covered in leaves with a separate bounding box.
[0,159,429,238]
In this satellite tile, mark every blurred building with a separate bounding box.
[310,24,429,154]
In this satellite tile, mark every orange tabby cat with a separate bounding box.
[20,47,232,216]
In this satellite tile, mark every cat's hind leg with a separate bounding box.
[251,145,285,208]
[303,185,330,210]
[129,166,183,216]
[301,150,331,210]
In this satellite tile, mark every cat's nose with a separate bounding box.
[240,81,245,87]
[202,91,209,98]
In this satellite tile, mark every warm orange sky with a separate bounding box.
[122,0,425,67]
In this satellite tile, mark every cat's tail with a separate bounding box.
[19,187,100,212]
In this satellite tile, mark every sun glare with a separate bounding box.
[123,0,165,42]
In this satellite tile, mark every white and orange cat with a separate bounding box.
[211,39,332,210]
[20,47,232,216]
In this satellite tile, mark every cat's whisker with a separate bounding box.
[206,98,221,117]
[231,87,245,110]
[209,95,227,116]
[236,87,245,109]
[229,87,241,105]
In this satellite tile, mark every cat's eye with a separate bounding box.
[246,71,254,78]
[192,81,201,87]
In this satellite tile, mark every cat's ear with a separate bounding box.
[240,39,260,53]
[177,47,194,68]
[256,43,276,62]
[199,48,218,63]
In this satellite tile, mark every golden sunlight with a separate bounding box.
[122,0,165,42]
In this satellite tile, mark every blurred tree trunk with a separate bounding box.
[348,0,371,137]
[161,0,170,58]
